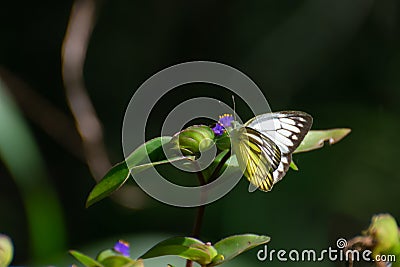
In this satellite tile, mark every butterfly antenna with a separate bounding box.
[232,95,237,122]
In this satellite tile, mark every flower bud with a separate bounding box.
[0,234,13,267]
[170,125,215,156]
[364,214,400,258]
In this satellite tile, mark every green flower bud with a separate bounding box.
[97,249,120,262]
[364,214,400,258]
[170,125,215,156]
[0,234,13,267]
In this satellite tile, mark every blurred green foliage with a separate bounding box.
[0,80,66,262]
[1,1,400,266]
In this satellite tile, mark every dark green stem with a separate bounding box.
[186,202,206,267]
[186,153,231,267]
[192,204,206,238]
[208,149,232,183]
[186,167,207,267]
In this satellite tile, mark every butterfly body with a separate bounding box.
[226,111,313,191]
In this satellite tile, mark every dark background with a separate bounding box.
[1,0,399,266]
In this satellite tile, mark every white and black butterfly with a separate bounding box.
[226,111,312,191]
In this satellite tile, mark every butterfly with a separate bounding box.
[214,111,313,191]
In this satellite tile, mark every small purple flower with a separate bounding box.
[114,240,130,257]
[218,114,234,127]
[212,123,225,136]
[211,114,234,136]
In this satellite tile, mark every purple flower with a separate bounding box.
[211,114,234,136]
[114,240,130,257]
[212,123,225,136]
[218,114,234,127]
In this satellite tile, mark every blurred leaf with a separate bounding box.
[86,137,195,207]
[0,235,13,267]
[0,79,66,260]
[294,129,351,154]
[70,250,103,267]
[140,237,218,265]
[211,234,270,266]
[100,256,143,267]
[365,214,400,258]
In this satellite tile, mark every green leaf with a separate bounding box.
[211,234,270,266]
[86,137,195,207]
[96,249,144,267]
[215,132,231,151]
[289,161,299,171]
[130,259,144,267]
[100,256,143,267]
[202,149,230,181]
[130,156,194,174]
[125,136,172,169]
[96,249,120,262]
[140,237,218,265]
[294,129,351,154]
[70,250,103,267]
[86,161,129,208]
[0,235,13,267]
[203,129,350,172]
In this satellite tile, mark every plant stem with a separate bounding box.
[186,206,205,267]
[196,168,206,186]
[192,204,206,238]
[192,170,207,239]
[208,150,232,183]
[186,203,206,267]
[186,171,206,267]
[185,154,230,267]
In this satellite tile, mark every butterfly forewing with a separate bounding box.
[245,111,312,153]
[232,127,282,191]
[245,111,313,184]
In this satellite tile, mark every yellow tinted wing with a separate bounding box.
[232,127,281,191]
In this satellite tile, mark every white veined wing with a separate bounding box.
[243,111,313,191]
